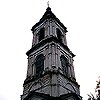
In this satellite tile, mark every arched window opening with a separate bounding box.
[35,54,44,76]
[60,55,69,75]
[39,28,45,42]
[56,28,62,42]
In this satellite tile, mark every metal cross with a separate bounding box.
[47,1,49,7]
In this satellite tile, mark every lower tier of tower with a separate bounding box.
[21,71,82,100]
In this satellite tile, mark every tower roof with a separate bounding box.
[31,7,67,32]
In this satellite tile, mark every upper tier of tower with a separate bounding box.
[26,7,75,57]
[31,7,68,46]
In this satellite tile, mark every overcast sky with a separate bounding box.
[0,0,100,100]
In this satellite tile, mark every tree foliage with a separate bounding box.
[88,76,100,100]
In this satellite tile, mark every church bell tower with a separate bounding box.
[21,7,82,100]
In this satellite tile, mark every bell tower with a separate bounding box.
[21,7,82,100]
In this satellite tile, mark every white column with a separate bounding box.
[57,46,62,71]
[49,20,52,36]
[51,44,56,67]
[64,34,67,45]
[45,21,49,37]
[48,44,52,69]
[55,45,58,69]
[44,46,49,71]
[32,56,35,76]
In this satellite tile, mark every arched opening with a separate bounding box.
[56,28,62,42]
[60,55,69,76]
[39,28,45,42]
[34,54,44,76]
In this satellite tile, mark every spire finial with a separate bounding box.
[47,1,49,7]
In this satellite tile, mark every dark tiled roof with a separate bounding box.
[31,7,67,32]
